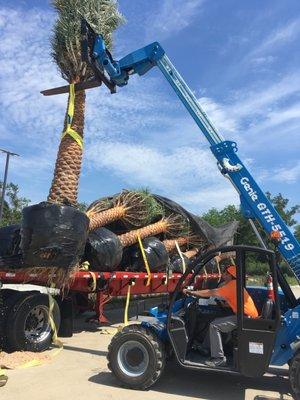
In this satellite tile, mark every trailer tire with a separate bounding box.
[0,290,27,351]
[107,324,165,390]
[6,293,61,352]
[289,352,300,399]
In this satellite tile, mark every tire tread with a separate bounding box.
[289,352,300,399]
[107,324,165,390]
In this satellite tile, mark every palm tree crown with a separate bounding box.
[51,0,124,83]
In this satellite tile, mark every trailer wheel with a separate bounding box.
[6,293,61,352]
[107,324,165,390]
[0,290,27,351]
[289,352,300,399]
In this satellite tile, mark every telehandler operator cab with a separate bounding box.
[168,245,281,376]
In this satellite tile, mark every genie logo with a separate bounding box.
[240,177,258,201]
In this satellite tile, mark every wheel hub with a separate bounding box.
[24,305,51,343]
[26,314,39,330]
[126,347,144,367]
[117,340,149,377]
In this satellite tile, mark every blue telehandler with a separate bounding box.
[79,20,300,396]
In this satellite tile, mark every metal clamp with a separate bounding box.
[222,157,242,172]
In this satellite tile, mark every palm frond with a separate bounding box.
[51,0,125,82]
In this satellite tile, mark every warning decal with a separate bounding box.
[249,342,264,354]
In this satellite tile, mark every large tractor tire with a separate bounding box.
[6,293,61,352]
[107,324,165,390]
[289,352,300,399]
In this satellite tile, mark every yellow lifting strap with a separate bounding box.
[89,271,97,292]
[47,288,63,355]
[79,261,97,292]
[216,258,221,283]
[124,283,132,326]
[137,234,151,286]
[0,370,8,387]
[175,240,186,273]
[61,83,83,149]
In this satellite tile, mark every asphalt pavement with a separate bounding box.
[1,302,295,400]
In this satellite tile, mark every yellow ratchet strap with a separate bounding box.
[0,369,8,387]
[48,288,63,354]
[89,271,97,292]
[216,259,221,283]
[80,261,97,291]
[124,284,131,326]
[175,240,186,273]
[61,83,83,149]
[137,234,151,286]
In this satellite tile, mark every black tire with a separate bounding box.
[0,290,27,351]
[6,293,61,352]
[289,352,300,399]
[107,324,165,390]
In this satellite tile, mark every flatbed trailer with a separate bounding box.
[0,267,216,352]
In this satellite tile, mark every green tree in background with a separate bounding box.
[0,181,88,227]
[266,192,300,226]
[202,193,299,246]
[0,182,30,227]
[295,225,300,242]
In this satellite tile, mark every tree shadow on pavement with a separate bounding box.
[89,362,292,400]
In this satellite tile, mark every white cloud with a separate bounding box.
[254,18,300,55]
[198,97,237,133]
[176,187,238,211]
[10,154,53,179]
[251,101,300,133]
[256,161,300,186]
[145,0,205,41]
[85,139,239,213]
[238,19,300,69]
[0,7,65,148]
[194,71,300,147]
[86,141,216,190]
[274,162,300,184]
[250,55,276,66]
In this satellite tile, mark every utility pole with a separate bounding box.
[0,149,20,226]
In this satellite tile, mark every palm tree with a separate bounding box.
[118,215,188,248]
[87,190,164,231]
[48,0,124,204]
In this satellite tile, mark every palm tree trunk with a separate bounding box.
[163,237,189,252]
[119,219,169,247]
[184,248,198,258]
[89,206,126,231]
[48,88,85,205]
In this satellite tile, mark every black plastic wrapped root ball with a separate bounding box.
[0,224,21,257]
[85,227,123,272]
[170,254,190,273]
[126,237,169,272]
[20,202,89,269]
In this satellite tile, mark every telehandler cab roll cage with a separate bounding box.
[167,245,281,377]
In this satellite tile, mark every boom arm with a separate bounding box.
[82,23,300,279]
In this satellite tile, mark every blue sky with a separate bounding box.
[0,0,299,222]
